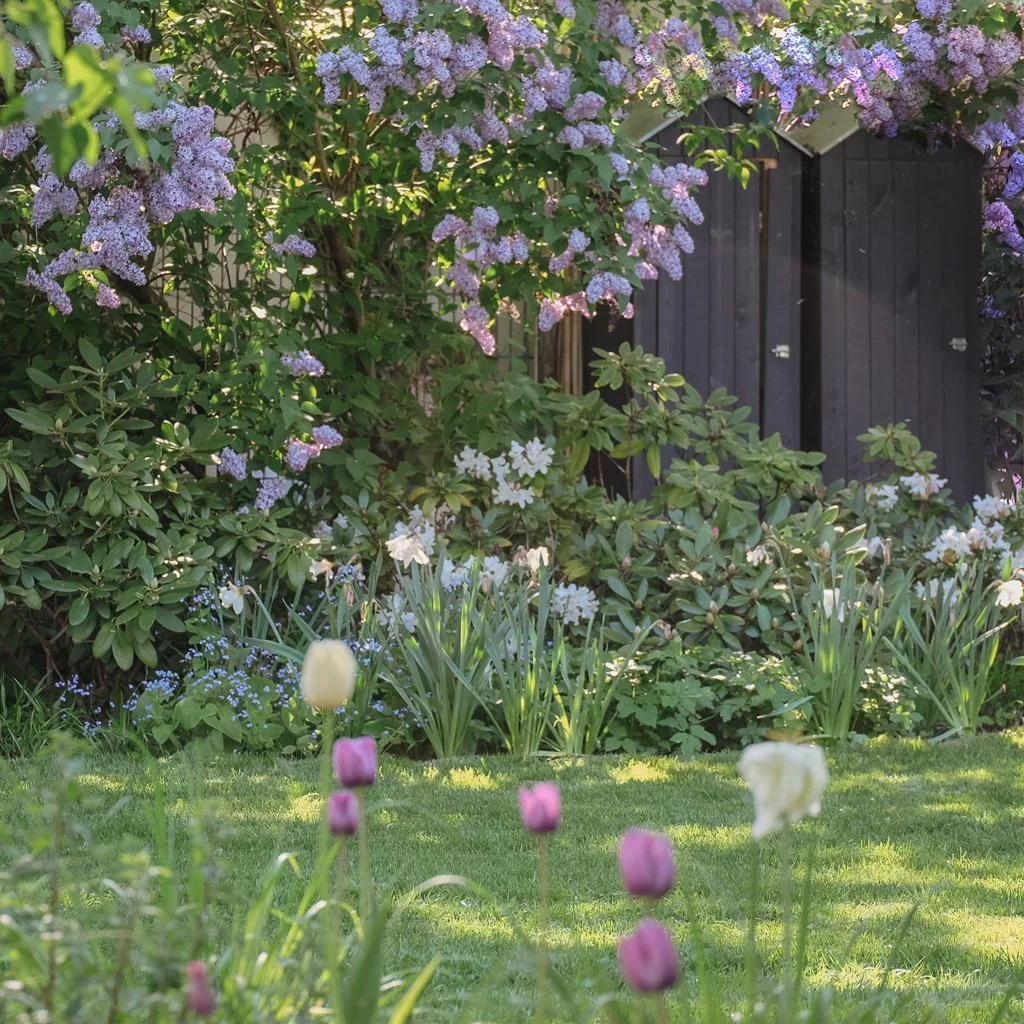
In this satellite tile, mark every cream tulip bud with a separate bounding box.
[300,639,357,710]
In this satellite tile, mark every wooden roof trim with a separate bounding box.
[628,96,984,157]
[629,97,815,157]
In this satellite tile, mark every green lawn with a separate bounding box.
[3,732,1024,1021]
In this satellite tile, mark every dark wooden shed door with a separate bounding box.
[808,133,984,499]
[629,100,804,497]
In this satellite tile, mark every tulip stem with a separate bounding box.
[653,993,670,1024]
[535,834,550,1023]
[327,838,347,1022]
[356,790,371,922]
[779,822,793,1020]
[336,836,348,913]
[318,711,336,884]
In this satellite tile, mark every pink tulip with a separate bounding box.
[618,919,679,992]
[327,790,359,836]
[518,782,561,834]
[333,736,377,787]
[618,829,675,899]
[185,961,216,1016]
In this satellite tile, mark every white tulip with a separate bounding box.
[300,640,357,710]
[737,741,829,840]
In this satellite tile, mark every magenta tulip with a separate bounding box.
[333,736,377,787]
[618,919,679,993]
[518,782,561,834]
[185,961,216,1016]
[618,829,676,899]
[327,790,359,836]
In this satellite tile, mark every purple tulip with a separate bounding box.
[618,919,679,993]
[333,736,377,787]
[518,782,561,834]
[185,961,216,1016]
[327,790,359,836]
[618,829,676,899]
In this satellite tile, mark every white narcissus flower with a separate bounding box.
[385,532,430,569]
[219,582,246,614]
[821,588,846,623]
[995,579,1024,609]
[737,741,830,840]
[300,639,357,710]
[309,558,334,582]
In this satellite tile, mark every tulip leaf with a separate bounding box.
[340,900,393,1022]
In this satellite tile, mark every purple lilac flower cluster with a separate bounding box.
[431,206,530,353]
[265,232,318,257]
[280,349,326,376]
[4,7,236,313]
[218,447,248,481]
[284,425,344,472]
[315,0,718,349]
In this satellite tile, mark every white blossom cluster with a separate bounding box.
[552,582,600,624]
[453,438,556,508]
[923,517,1011,565]
[866,483,899,511]
[899,473,947,500]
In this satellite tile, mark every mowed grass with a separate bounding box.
[3,731,1024,1022]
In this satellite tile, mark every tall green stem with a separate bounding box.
[653,992,670,1024]
[318,711,336,881]
[744,840,760,1018]
[329,837,347,1022]
[779,822,793,1021]
[535,834,550,1022]
[357,790,371,922]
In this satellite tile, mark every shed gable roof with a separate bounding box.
[624,97,982,157]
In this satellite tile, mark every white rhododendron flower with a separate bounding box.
[481,555,510,591]
[867,483,899,511]
[493,478,535,507]
[738,741,830,839]
[300,639,356,709]
[899,472,946,500]
[218,582,246,614]
[995,579,1024,609]
[973,494,1014,523]
[454,445,493,481]
[745,545,772,567]
[509,437,554,478]
[552,582,599,624]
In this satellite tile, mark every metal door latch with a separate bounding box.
[771,344,791,359]
[950,337,967,352]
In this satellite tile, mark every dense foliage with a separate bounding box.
[1,0,1023,754]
